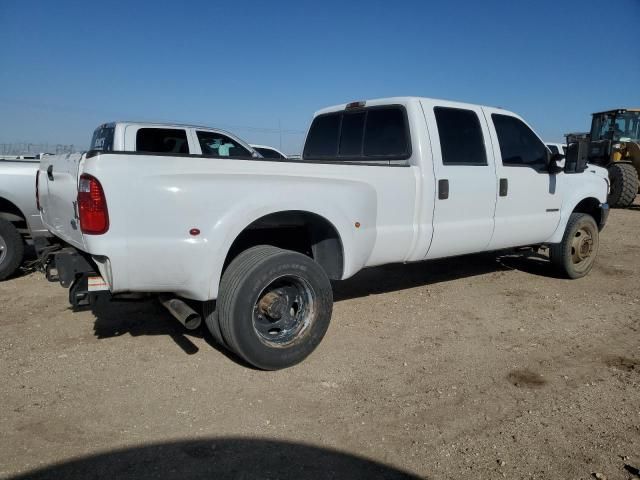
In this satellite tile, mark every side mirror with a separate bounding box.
[547,151,565,174]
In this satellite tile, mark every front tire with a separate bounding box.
[0,218,24,281]
[549,213,599,279]
[214,245,333,370]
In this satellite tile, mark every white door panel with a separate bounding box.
[420,100,498,259]
[483,108,562,249]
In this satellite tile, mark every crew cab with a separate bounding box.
[39,97,609,370]
[87,121,259,158]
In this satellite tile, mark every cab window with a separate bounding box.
[435,107,487,166]
[136,128,189,154]
[254,147,285,159]
[197,131,252,158]
[492,114,547,169]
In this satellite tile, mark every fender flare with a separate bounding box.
[547,193,605,244]
[205,200,377,300]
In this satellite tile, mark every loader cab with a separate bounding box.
[590,109,640,143]
[580,109,640,166]
[584,109,640,208]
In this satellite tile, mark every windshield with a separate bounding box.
[591,111,640,142]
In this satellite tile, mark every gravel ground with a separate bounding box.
[1,203,639,480]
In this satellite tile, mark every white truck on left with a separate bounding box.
[0,155,52,279]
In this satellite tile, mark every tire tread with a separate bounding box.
[608,163,638,208]
[218,245,284,357]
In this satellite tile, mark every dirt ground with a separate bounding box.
[1,204,639,480]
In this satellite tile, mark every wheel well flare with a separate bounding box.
[224,211,344,280]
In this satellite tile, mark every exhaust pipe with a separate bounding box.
[160,296,202,330]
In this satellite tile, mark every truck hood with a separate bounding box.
[586,164,609,180]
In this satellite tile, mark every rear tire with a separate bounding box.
[549,213,599,279]
[608,163,638,208]
[0,218,24,281]
[202,304,228,348]
[215,245,333,370]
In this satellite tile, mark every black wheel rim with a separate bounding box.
[252,275,315,347]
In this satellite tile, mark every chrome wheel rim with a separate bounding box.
[252,274,315,347]
[0,234,7,265]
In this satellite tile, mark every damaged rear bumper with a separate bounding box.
[42,247,110,308]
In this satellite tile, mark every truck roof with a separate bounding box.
[96,121,243,137]
[314,96,513,116]
[592,108,640,116]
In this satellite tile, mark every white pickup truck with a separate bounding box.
[0,155,52,280]
[39,97,609,370]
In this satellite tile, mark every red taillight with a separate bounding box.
[35,171,41,211]
[78,174,109,235]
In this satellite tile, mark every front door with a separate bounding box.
[421,100,498,259]
[484,108,562,250]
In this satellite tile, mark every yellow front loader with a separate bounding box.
[586,109,640,207]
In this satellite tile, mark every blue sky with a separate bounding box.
[1,0,638,154]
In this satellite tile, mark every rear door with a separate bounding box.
[484,109,562,249]
[421,100,498,258]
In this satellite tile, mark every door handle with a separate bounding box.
[438,179,449,200]
[499,178,508,197]
[47,165,54,181]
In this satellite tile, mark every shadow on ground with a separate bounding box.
[88,249,556,358]
[333,249,559,301]
[7,437,424,480]
[90,296,256,366]
[6,245,39,281]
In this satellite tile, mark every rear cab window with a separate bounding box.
[303,105,411,163]
[90,125,115,152]
[304,114,341,158]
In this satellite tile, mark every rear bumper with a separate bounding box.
[43,247,110,308]
[599,203,609,230]
[46,248,95,287]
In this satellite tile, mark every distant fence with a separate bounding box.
[0,143,85,155]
